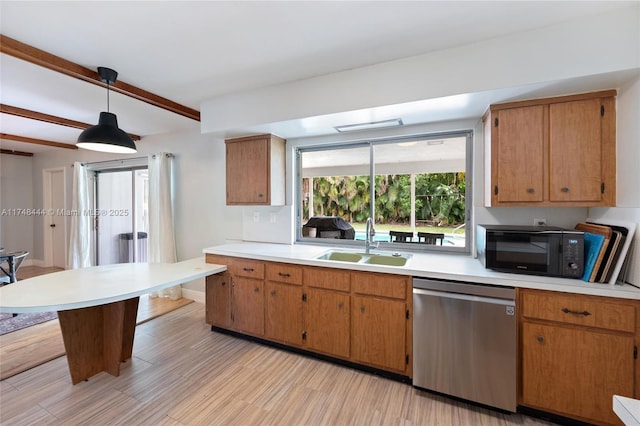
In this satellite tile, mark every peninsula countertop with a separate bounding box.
[0,257,226,313]
[203,242,640,300]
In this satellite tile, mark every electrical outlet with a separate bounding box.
[533,218,547,226]
[253,212,260,222]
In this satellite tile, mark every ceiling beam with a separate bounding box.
[0,104,141,141]
[0,149,34,157]
[1,35,201,122]
[0,133,78,150]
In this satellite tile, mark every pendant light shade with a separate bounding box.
[76,67,137,153]
[77,112,137,153]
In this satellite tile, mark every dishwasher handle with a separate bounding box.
[413,287,515,307]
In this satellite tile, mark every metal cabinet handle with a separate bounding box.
[278,272,290,278]
[360,306,365,313]
[221,281,226,287]
[254,287,260,293]
[243,267,254,272]
[561,187,570,193]
[527,188,535,193]
[561,308,591,316]
[338,302,344,309]
[270,290,276,296]
[536,336,544,343]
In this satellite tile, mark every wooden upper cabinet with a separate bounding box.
[549,98,610,202]
[490,105,546,203]
[225,134,285,206]
[485,90,616,207]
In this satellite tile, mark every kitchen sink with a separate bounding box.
[316,251,363,262]
[315,250,411,267]
[364,254,409,267]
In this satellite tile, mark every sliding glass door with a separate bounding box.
[95,168,148,265]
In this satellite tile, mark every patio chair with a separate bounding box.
[0,250,30,285]
[389,231,413,243]
[417,232,444,245]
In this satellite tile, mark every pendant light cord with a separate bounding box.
[106,80,110,112]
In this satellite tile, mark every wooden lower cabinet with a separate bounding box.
[304,287,350,359]
[205,256,412,377]
[265,281,303,345]
[521,322,633,425]
[519,288,638,425]
[231,276,264,336]
[352,295,407,373]
[205,273,231,328]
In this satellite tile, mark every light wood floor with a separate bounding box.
[1,266,192,380]
[0,302,554,426]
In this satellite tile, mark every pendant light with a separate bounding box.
[77,67,137,153]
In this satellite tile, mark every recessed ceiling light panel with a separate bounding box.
[334,118,403,133]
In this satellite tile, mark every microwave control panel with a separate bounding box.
[562,235,584,278]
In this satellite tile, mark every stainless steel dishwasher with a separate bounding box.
[413,278,516,412]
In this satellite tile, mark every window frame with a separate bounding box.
[295,130,473,253]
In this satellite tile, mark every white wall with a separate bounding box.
[28,127,242,292]
[202,5,640,133]
[589,74,640,285]
[0,154,35,260]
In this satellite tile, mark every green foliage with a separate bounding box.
[302,172,466,226]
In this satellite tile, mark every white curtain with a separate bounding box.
[68,162,92,269]
[148,152,180,299]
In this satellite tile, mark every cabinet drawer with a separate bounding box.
[352,272,407,299]
[521,290,636,333]
[303,267,350,292]
[205,254,230,265]
[266,263,302,285]
[230,259,265,279]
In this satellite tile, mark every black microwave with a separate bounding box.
[477,225,584,279]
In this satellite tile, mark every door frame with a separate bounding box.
[43,167,67,268]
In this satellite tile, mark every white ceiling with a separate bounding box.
[0,1,637,154]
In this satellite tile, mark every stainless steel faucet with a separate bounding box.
[365,217,378,254]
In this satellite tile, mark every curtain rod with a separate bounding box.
[71,153,173,167]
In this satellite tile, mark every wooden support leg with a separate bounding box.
[58,297,139,384]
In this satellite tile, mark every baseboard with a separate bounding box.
[181,288,205,304]
[25,259,47,268]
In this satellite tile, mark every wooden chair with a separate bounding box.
[417,232,444,245]
[0,250,30,285]
[389,231,413,243]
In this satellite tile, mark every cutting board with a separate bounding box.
[575,222,612,282]
[575,222,613,239]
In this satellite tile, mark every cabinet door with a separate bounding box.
[549,98,603,202]
[226,138,269,205]
[231,277,264,336]
[205,273,231,328]
[493,105,545,203]
[521,322,634,425]
[352,296,407,373]
[265,281,303,345]
[304,288,350,359]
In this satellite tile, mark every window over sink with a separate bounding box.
[295,130,472,253]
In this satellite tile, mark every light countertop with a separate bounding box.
[614,395,640,426]
[0,257,226,313]
[203,242,640,300]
